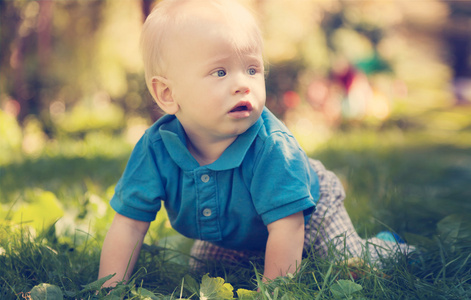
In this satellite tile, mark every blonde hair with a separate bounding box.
[140,0,263,97]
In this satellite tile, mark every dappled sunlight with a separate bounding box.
[125,116,151,145]
[1,0,469,138]
[284,105,333,154]
[55,91,125,134]
[262,0,325,63]
[0,0,470,298]
[96,1,143,98]
[54,189,116,238]
[1,0,469,243]
[0,109,23,164]
[1,189,64,236]
[21,116,47,157]
[0,0,469,228]
[367,91,390,121]
[331,29,375,62]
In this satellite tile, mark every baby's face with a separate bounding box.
[162,7,266,143]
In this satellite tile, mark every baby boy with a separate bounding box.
[98,0,410,287]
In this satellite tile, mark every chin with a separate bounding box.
[233,122,256,136]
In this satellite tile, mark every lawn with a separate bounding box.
[1,105,470,299]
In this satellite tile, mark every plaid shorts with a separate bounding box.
[189,159,411,269]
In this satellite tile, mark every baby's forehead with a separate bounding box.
[170,0,252,28]
[167,1,262,49]
[142,0,263,77]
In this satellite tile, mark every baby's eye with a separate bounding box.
[247,67,257,75]
[211,70,227,77]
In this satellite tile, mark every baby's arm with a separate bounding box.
[264,211,305,281]
[98,213,150,287]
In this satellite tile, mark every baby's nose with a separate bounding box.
[234,86,250,94]
[233,74,250,94]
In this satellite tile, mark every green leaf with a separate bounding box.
[199,274,234,300]
[103,285,128,299]
[437,214,471,243]
[236,288,258,299]
[280,293,296,300]
[102,294,122,300]
[81,274,116,291]
[183,274,200,295]
[273,286,279,299]
[403,232,435,249]
[11,189,64,232]
[330,280,363,299]
[131,287,160,299]
[30,283,64,300]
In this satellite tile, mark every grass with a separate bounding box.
[1,106,471,299]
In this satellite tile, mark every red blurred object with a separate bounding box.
[4,99,21,117]
[283,90,300,108]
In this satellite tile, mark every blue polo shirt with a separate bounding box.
[110,108,319,251]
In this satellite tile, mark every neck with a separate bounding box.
[186,135,236,166]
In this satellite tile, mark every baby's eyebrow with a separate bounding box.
[203,55,232,68]
[203,52,263,70]
[243,56,264,67]
[246,55,263,63]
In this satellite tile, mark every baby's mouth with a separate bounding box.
[230,101,253,113]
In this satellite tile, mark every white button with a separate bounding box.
[201,174,210,183]
[202,208,212,217]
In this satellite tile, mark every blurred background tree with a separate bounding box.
[1,0,470,153]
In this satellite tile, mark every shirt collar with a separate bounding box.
[159,114,263,171]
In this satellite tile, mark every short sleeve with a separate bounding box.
[250,132,318,225]
[110,133,165,222]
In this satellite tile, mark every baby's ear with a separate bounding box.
[151,76,179,115]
